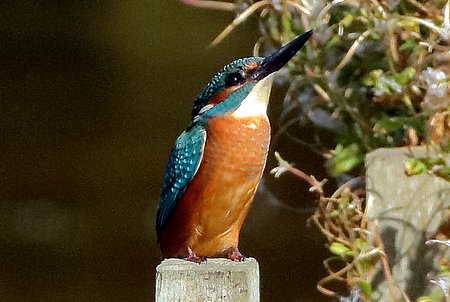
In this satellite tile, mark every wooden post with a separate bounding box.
[155,258,260,302]
[366,147,450,301]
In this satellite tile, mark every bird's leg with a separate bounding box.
[184,247,205,263]
[226,246,245,261]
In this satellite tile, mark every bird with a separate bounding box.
[156,30,313,262]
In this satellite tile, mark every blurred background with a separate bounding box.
[0,1,331,301]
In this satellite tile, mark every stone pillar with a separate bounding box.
[156,258,260,302]
[366,147,450,300]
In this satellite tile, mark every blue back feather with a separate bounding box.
[156,124,206,233]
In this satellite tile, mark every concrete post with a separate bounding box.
[155,258,260,302]
[366,147,450,300]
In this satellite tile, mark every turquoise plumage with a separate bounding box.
[156,124,206,233]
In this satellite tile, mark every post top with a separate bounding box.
[157,257,259,272]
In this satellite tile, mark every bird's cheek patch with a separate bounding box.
[207,85,242,106]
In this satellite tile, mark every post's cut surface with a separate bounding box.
[155,258,259,302]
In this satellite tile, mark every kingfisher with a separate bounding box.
[156,30,313,262]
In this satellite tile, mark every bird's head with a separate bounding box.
[192,30,313,120]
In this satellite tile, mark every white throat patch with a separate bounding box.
[231,74,275,118]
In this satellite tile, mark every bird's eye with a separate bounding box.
[224,72,244,88]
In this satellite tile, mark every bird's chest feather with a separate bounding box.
[202,115,270,182]
[182,115,270,233]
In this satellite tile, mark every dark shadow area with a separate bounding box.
[405,232,437,301]
[371,226,398,290]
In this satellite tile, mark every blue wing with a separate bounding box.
[156,124,206,234]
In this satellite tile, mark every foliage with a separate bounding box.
[271,153,392,301]
[190,0,450,176]
[405,153,450,182]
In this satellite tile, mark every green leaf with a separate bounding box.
[357,258,372,274]
[313,65,322,74]
[368,29,380,40]
[329,242,354,257]
[362,69,402,95]
[394,66,416,85]
[330,143,364,175]
[342,13,354,27]
[405,157,450,182]
[354,238,366,251]
[330,210,340,218]
[440,262,450,274]
[373,116,425,136]
[404,158,428,176]
[421,157,446,166]
[362,69,382,86]
[436,166,450,182]
[357,280,373,299]
[399,38,418,51]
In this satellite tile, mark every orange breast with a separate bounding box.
[159,114,270,258]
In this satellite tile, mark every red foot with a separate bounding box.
[183,247,206,264]
[227,247,245,262]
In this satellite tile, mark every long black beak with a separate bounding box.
[253,29,313,81]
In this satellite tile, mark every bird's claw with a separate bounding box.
[184,247,206,263]
[227,247,245,262]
